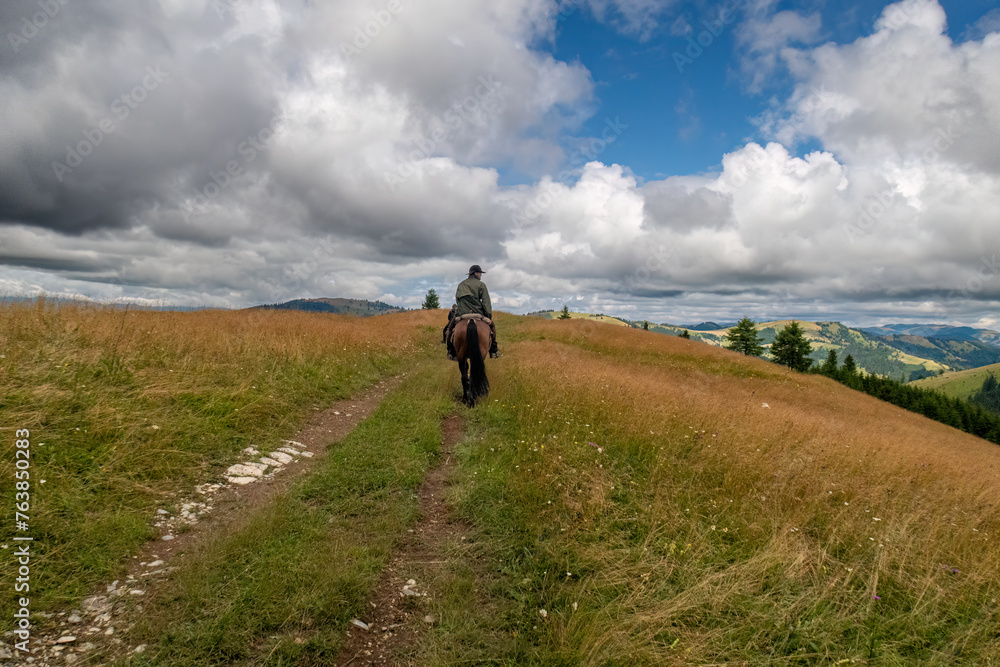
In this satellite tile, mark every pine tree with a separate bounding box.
[642,321,649,331]
[558,305,571,319]
[972,373,1000,413]
[842,354,857,374]
[723,317,764,356]
[421,289,440,309]
[771,321,813,372]
[679,329,691,339]
[820,349,838,376]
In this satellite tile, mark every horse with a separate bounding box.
[452,316,491,406]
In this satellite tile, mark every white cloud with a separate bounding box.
[2,0,1000,328]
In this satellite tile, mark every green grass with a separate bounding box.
[8,307,1000,665]
[122,360,456,665]
[0,302,434,619]
[911,362,1000,399]
[399,319,1000,665]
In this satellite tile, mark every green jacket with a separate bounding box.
[455,276,492,319]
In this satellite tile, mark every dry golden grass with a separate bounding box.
[0,299,443,616]
[437,317,1000,664]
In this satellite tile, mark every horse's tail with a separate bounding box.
[467,320,489,403]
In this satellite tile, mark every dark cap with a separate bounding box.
[468,264,485,275]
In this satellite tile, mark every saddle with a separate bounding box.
[447,313,493,347]
[454,313,492,325]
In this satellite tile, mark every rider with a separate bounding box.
[446,264,499,360]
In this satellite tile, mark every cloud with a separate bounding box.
[735,9,822,93]
[1,0,999,328]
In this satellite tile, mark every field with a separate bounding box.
[3,302,1000,664]
[911,361,1000,399]
[532,311,632,327]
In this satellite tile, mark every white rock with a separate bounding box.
[242,447,259,455]
[81,596,112,615]
[259,457,283,467]
[147,560,165,568]
[105,627,114,635]
[156,509,169,515]
[283,440,305,448]
[226,476,257,485]
[161,534,175,541]
[79,642,96,651]
[350,619,369,631]
[278,447,300,456]
[56,636,77,644]
[423,614,435,624]
[300,451,314,458]
[67,614,82,624]
[226,463,266,478]
[130,590,145,596]
[268,452,293,464]
[133,644,147,654]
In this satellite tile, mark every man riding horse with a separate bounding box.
[446,264,499,361]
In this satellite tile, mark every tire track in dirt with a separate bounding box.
[18,375,405,666]
[335,414,468,667]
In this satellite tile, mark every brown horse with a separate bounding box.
[453,317,491,406]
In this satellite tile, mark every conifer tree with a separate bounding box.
[421,288,440,309]
[723,317,764,356]
[679,329,691,339]
[820,349,838,376]
[771,321,813,371]
[842,354,857,375]
[558,305,571,319]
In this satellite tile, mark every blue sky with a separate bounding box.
[531,0,1000,183]
[1,0,999,328]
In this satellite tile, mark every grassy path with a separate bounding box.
[110,358,456,665]
[8,306,1000,665]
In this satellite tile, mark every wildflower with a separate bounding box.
[873,595,881,600]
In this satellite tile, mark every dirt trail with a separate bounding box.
[18,376,404,666]
[335,414,468,667]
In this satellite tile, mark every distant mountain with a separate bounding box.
[874,335,1000,371]
[255,298,405,316]
[861,324,1000,347]
[684,321,736,331]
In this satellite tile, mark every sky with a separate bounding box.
[1,0,999,328]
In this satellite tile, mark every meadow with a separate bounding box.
[3,302,1000,665]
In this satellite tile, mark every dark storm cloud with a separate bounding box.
[0,0,286,238]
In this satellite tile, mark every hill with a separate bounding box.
[255,297,405,316]
[911,361,1000,399]
[543,314,1000,380]
[5,303,1000,662]
[862,323,1000,347]
[529,309,631,326]
[621,318,954,379]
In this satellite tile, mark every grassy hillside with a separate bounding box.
[5,305,1000,664]
[641,319,950,379]
[256,297,405,316]
[0,300,435,617]
[531,310,631,327]
[911,362,1000,399]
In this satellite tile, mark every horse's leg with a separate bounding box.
[459,357,470,404]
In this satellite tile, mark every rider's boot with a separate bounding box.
[489,338,500,359]
[447,339,457,362]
